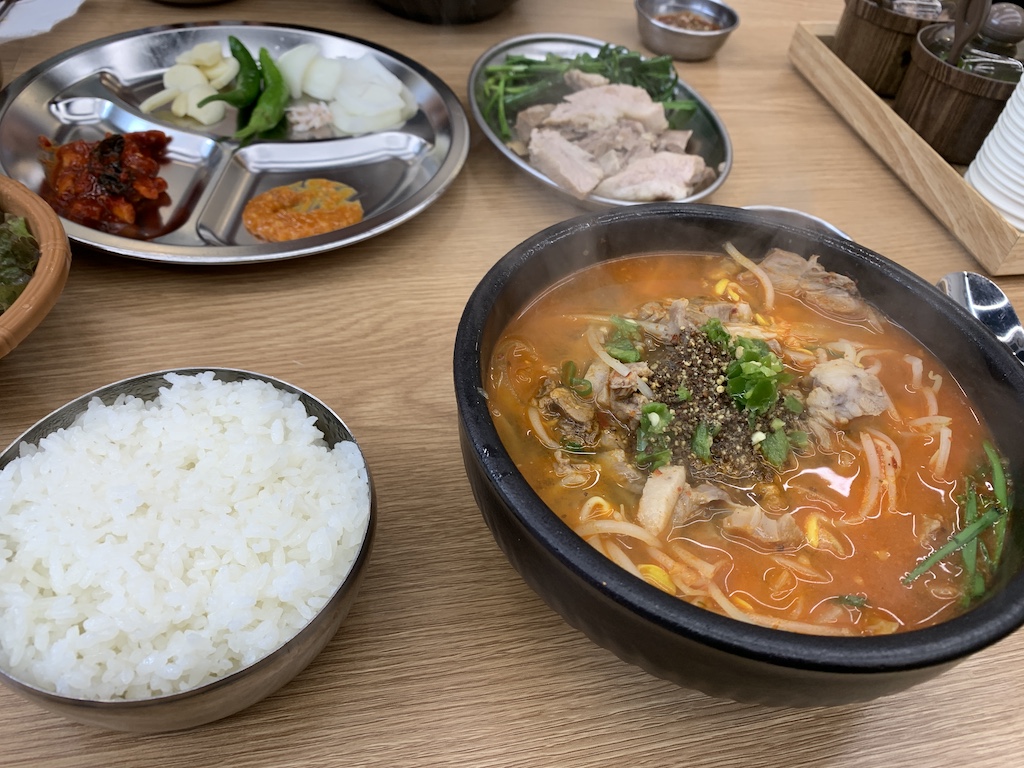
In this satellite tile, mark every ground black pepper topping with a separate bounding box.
[644,328,791,483]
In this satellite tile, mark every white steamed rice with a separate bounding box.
[0,371,371,701]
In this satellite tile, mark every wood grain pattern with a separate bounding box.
[831,0,931,97]
[789,21,1024,275]
[0,1,1022,766]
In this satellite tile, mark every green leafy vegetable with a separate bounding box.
[0,214,40,313]
[705,319,789,417]
[759,427,790,468]
[703,317,731,347]
[784,395,804,414]
[691,421,715,462]
[480,44,697,142]
[788,430,808,449]
[726,337,787,416]
[604,315,643,363]
[636,402,673,469]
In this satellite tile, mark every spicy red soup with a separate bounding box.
[485,249,1009,636]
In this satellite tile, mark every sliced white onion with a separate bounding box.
[329,100,403,136]
[302,55,345,101]
[278,43,320,99]
[347,53,404,92]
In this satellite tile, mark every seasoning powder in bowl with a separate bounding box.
[0,371,371,702]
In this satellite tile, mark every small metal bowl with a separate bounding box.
[636,0,739,61]
[0,368,376,732]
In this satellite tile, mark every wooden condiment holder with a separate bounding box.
[893,23,1016,165]
[832,0,937,97]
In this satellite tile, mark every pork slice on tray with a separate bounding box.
[513,104,556,149]
[593,152,709,201]
[574,119,656,177]
[528,128,605,197]
[544,84,669,134]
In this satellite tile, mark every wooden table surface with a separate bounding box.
[1,0,1022,765]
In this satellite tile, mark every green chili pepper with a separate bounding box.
[233,48,289,142]
[198,36,261,110]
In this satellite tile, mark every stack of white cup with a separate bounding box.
[965,77,1024,232]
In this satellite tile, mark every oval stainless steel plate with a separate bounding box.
[0,21,470,265]
[467,33,732,210]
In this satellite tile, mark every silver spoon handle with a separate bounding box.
[937,271,1024,366]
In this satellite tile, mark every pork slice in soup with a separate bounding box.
[485,249,1012,636]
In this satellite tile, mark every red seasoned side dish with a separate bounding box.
[655,10,721,31]
[39,130,171,234]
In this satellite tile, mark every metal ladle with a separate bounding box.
[936,271,1024,365]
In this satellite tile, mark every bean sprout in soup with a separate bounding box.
[485,249,1011,636]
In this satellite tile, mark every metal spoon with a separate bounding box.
[936,271,1024,364]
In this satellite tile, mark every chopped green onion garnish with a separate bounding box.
[903,505,1003,585]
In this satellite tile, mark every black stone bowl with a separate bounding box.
[453,203,1024,706]
[369,0,517,24]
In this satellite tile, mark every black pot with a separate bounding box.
[453,202,1024,706]
[369,0,517,24]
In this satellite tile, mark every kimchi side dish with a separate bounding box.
[485,247,1012,636]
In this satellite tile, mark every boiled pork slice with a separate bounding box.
[805,358,888,428]
[575,119,656,177]
[563,69,611,91]
[636,465,689,536]
[720,506,804,549]
[593,152,708,201]
[528,128,604,197]
[759,249,876,322]
[544,84,669,134]
[513,104,556,148]
[655,129,694,154]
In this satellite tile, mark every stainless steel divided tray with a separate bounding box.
[0,21,470,265]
